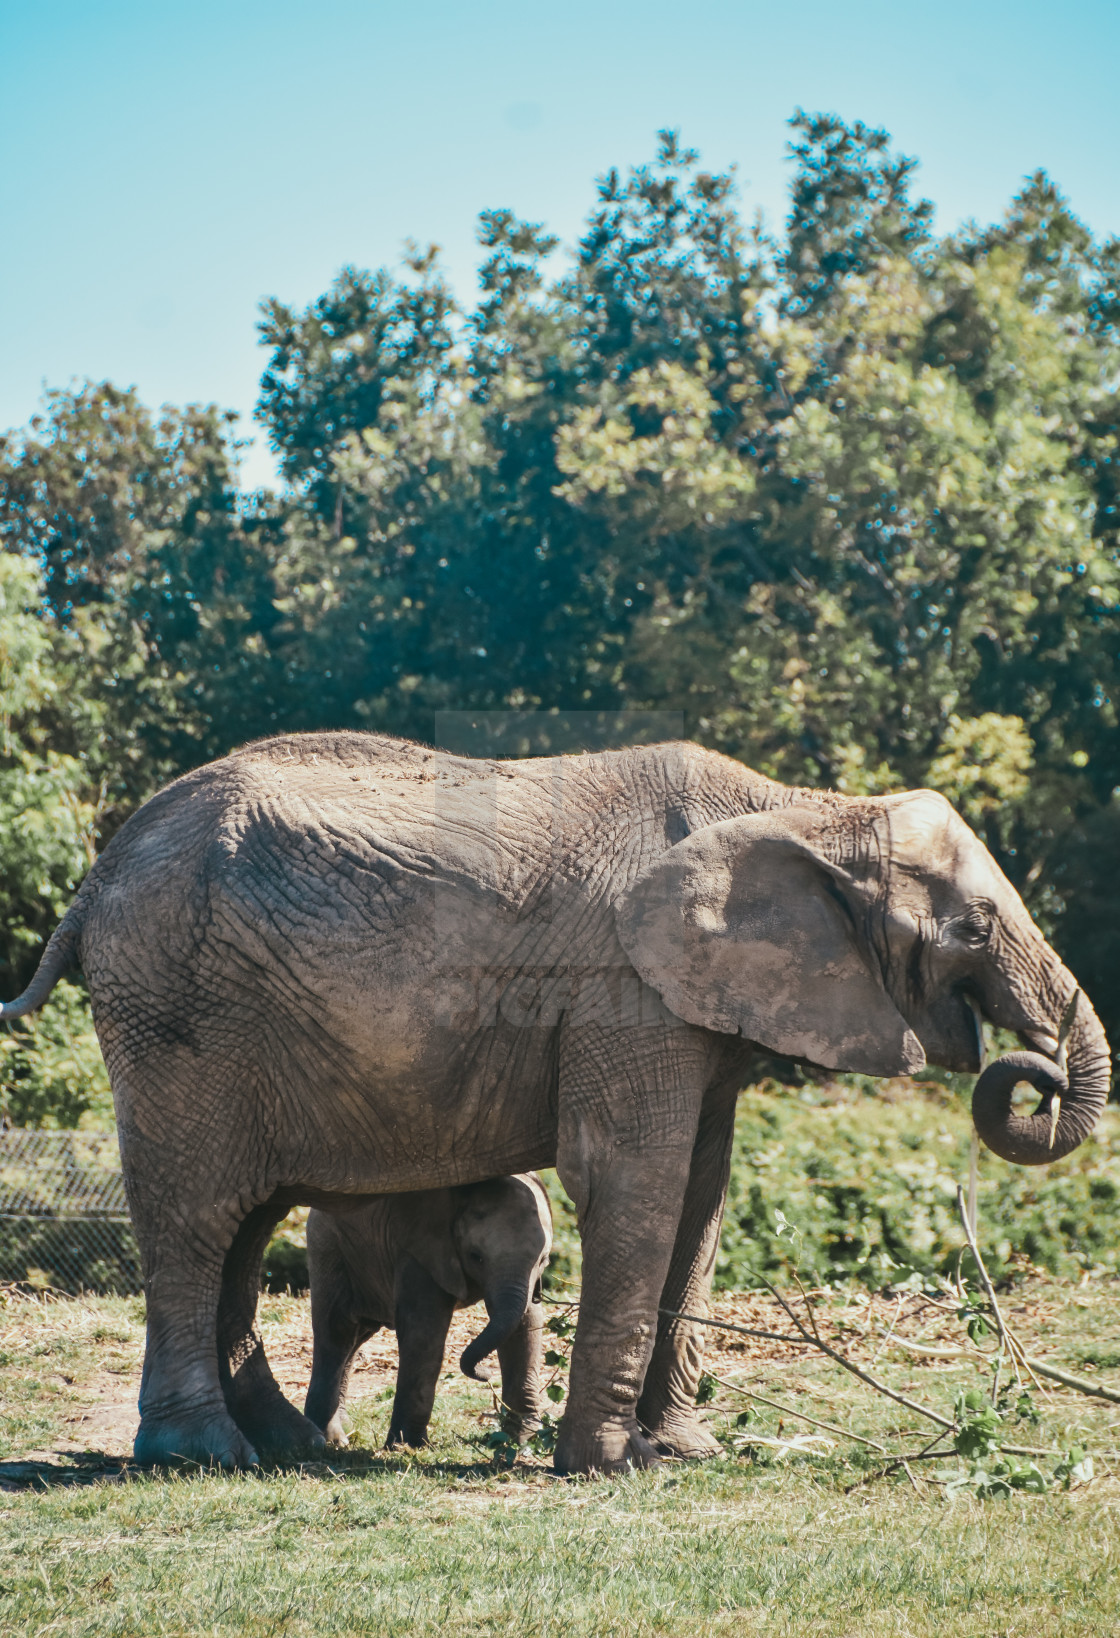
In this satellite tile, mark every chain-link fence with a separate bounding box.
[0,1129,142,1295]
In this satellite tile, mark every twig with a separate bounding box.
[966,998,985,1237]
[791,1271,825,1347]
[999,1442,1119,1459]
[658,1309,810,1347]
[870,1294,904,1368]
[955,1186,1021,1399]
[664,1301,954,1432]
[883,1337,971,1359]
[845,1426,954,1493]
[900,1460,923,1494]
[706,1373,889,1453]
[967,1128,979,1238]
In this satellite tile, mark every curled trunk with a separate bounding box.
[459,1275,532,1382]
[973,994,1111,1166]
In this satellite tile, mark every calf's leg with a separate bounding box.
[386,1257,456,1449]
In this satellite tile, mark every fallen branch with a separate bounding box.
[954,1187,1120,1405]
[657,1309,810,1348]
[709,1351,1120,1463]
[1018,1358,1120,1405]
[663,1297,1120,1487]
[662,1303,954,1432]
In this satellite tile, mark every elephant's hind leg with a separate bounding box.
[128,1179,259,1470]
[305,1316,371,1447]
[217,1202,327,1460]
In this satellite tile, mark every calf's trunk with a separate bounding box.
[460,1274,533,1382]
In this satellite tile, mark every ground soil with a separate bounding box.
[25,1282,1072,1466]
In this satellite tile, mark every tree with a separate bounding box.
[0,549,110,1124]
[3,113,1117,1099]
[0,383,289,794]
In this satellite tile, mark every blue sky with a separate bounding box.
[2,0,1118,486]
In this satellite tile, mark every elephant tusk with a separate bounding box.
[1056,991,1081,1073]
[1048,1094,1061,1149]
[967,995,987,1071]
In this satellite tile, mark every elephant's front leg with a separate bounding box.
[386,1258,456,1448]
[217,1202,327,1459]
[553,1021,708,1476]
[637,1076,738,1459]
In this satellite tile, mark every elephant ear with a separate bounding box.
[614,810,925,1077]
[393,1191,470,1302]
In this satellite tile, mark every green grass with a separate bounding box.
[1,1458,1117,1638]
[0,1278,1118,1636]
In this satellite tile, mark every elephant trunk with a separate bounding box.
[459,1273,533,1382]
[973,992,1111,1166]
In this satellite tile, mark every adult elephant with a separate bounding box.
[1,733,1110,1473]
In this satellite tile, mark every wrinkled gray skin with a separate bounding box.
[1,734,1109,1475]
[304,1174,552,1448]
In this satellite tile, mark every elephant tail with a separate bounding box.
[0,911,82,1021]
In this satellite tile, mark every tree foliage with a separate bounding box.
[1,114,1118,1121]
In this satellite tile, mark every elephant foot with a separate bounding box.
[134,1407,259,1470]
[500,1412,542,1447]
[384,1425,430,1451]
[324,1413,349,1448]
[229,1387,327,1461]
[553,1417,662,1477]
[641,1407,722,1460]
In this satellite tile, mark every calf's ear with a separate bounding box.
[613,809,924,1077]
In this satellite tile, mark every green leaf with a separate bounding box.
[695,1373,717,1406]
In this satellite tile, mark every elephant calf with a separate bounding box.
[304,1174,553,1449]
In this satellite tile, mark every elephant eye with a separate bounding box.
[956,906,992,948]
